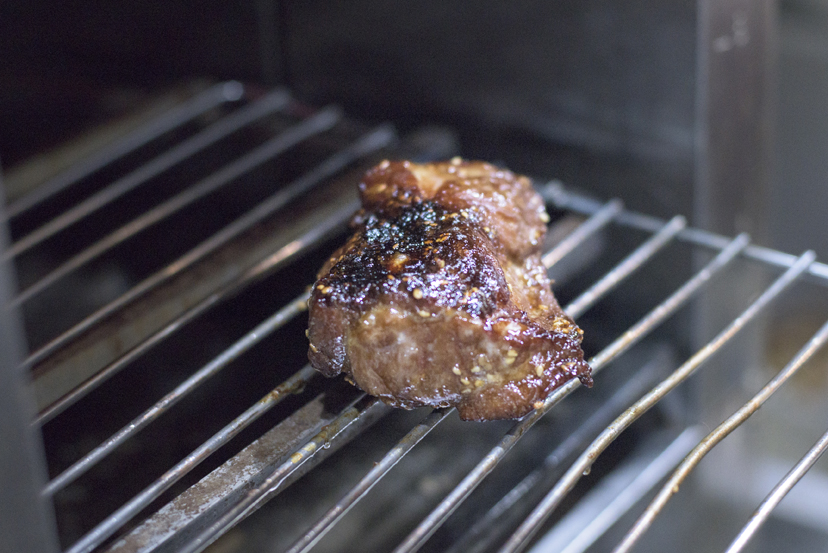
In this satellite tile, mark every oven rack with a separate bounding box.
[2,84,827,553]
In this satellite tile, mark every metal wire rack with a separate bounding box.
[2,84,827,553]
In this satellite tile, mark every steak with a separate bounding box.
[307,159,591,421]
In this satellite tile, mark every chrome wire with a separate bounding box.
[15,106,342,306]
[392,235,750,553]
[36,122,395,552]
[179,396,391,553]
[43,293,310,496]
[33,201,352,427]
[501,250,816,553]
[615,314,828,553]
[286,408,454,553]
[543,181,828,286]
[4,81,245,219]
[566,214,686,320]
[532,426,703,553]
[445,349,670,553]
[42,123,394,550]
[7,88,291,262]
[26,124,395,368]
[58,194,742,553]
[43,151,821,553]
[64,366,319,553]
[725,425,828,553]
[541,198,622,268]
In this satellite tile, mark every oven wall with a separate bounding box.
[2,0,701,221]
[283,0,699,222]
[0,1,264,170]
[4,0,782,246]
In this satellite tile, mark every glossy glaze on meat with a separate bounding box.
[307,159,591,421]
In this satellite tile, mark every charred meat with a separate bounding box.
[307,159,591,421]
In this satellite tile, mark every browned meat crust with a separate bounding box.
[307,159,591,421]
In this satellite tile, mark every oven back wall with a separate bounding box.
[284,0,698,220]
[2,0,698,221]
[0,1,263,169]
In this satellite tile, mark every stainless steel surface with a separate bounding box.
[0,172,60,552]
[694,0,775,241]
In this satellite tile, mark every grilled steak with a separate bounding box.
[307,159,591,421]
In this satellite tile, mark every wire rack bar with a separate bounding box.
[286,407,454,553]
[4,82,245,219]
[14,106,341,306]
[392,235,750,553]
[103,391,353,553]
[32,137,827,553]
[613,315,828,553]
[34,202,349,426]
[541,199,622,268]
[26,124,395,368]
[725,424,828,553]
[64,366,319,553]
[179,396,391,553]
[445,348,671,553]
[63,189,747,553]
[7,89,291,263]
[500,250,816,553]
[530,427,704,553]
[65,190,625,552]
[39,124,393,548]
[566,215,686,320]
[43,292,310,496]
[144,201,617,553]
[543,181,828,284]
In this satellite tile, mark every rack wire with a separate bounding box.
[3,86,827,553]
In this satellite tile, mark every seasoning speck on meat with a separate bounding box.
[306,159,591,421]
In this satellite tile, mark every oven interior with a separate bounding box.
[2,2,828,553]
